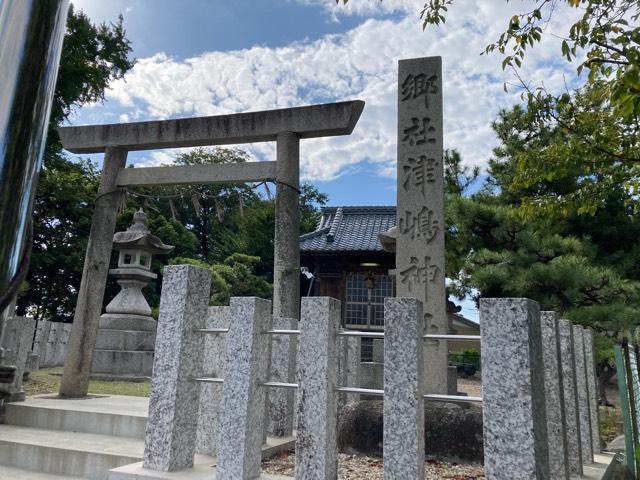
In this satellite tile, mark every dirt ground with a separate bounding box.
[456,376,482,398]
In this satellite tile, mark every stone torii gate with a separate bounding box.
[56,102,365,424]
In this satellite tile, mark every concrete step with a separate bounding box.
[5,394,149,439]
[91,350,154,376]
[0,464,88,479]
[0,425,143,480]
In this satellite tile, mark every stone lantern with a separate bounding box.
[105,209,174,319]
[91,209,173,380]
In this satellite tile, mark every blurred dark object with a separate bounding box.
[0,0,69,311]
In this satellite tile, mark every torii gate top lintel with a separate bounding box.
[58,100,365,154]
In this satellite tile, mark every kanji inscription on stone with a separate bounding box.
[396,56,447,394]
[401,73,438,108]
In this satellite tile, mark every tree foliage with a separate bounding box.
[48,5,134,151]
[170,254,272,306]
[419,0,640,120]
[446,103,640,335]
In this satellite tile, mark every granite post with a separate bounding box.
[59,147,128,398]
[540,312,569,479]
[143,265,211,471]
[295,297,340,480]
[195,306,229,456]
[339,334,361,406]
[267,131,300,438]
[267,316,297,437]
[217,297,272,480]
[383,297,424,480]
[480,298,549,480]
[573,325,594,463]
[396,57,447,394]
[558,319,583,475]
[583,329,600,454]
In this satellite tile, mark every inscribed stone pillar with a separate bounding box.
[383,298,424,480]
[583,329,600,454]
[573,325,593,463]
[195,306,228,456]
[540,312,569,479]
[558,319,583,475]
[396,57,447,394]
[268,131,300,437]
[480,298,550,480]
[217,297,272,480]
[60,147,128,398]
[143,265,211,472]
[295,297,340,480]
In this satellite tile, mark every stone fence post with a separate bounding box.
[558,319,583,475]
[540,312,569,479]
[339,334,361,407]
[267,316,297,438]
[217,297,272,480]
[195,306,229,456]
[573,325,594,464]
[295,297,341,480]
[383,297,424,480]
[480,298,549,480]
[143,264,211,471]
[583,328,601,454]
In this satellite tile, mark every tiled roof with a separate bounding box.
[300,206,396,253]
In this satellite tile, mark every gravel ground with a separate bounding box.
[262,451,485,479]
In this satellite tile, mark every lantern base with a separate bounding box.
[98,313,157,332]
[91,313,157,380]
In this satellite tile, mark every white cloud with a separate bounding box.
[291,0,415,19]
[84,1,583,181]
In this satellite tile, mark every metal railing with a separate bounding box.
[192,326,483,405]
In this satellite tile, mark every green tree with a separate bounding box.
[418,0,640,120]
[18,158,99,321]
[239,182,328,279]
[446,107,640,335]
[16,6,135,320]
[48,5,134,151]
[170,254,272,306]
[155,147,262,264]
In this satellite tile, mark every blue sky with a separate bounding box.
[68,0,583,319]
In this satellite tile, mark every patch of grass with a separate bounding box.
[600,405,623,443]
[89,379,151,397]
[23,368,151,397]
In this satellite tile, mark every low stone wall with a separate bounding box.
[32,320,72,368]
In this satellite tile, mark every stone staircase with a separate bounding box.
[0,394,295,479]
[0,395,147,479]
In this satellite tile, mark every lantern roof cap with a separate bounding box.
[113,209,174,254]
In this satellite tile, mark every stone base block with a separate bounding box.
[91,350,154,376]
[99,314,157,332]
[95,329,156,351]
